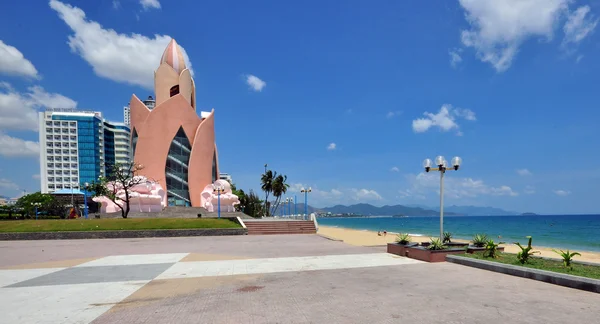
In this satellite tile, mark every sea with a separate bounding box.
[317,214,600,252]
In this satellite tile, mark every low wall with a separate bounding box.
[0,228,247,241]
[446,255,600,294]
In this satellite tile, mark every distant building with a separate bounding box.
[123,105,130,126]
[142,96,156,110]
[219,173,233,185]
[38,108,131,193]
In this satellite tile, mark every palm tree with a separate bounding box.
[270,174,289,216]
[261,170,276,216]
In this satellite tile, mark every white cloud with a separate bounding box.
[49,0,193,90]
[524,185,536,194]
[0,83,77,132]
[562,5,598,47]
[386,111,402,119]
[401,172,518,199]
[0,178,19,191]
[327,143,336,151]
[245,74,266,92]
[0,40,39,79]
[112,0,120,9]
[554,189,571,196]
[458,0,570,72]
[390,166,400,172]
[449,48,463,68]
[32,174,41,179]
[0,133,40,158]
[517,169,532,176]
[352,188,383,201]
[140,0,161,10]
[412,104,475,135]
[288,183,382,205]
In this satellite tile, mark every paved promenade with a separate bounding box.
[1,235,599,323]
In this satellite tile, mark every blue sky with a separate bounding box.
[0,0,599,214]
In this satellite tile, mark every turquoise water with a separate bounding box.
[317,215,600,252]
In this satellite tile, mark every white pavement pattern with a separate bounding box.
[0,252,419,324]
[156,253,422,279]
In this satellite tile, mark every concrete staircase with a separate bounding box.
[244,220,317,235]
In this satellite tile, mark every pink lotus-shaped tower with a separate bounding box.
[130,39,219,207]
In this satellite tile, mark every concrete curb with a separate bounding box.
[317,234,343,242]
[0,228,247,241]
[446,255,600,294]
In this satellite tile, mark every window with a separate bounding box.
[56,184,63,189]
[47,163,54,168]
[165,127,191,206]
[46,121,52,126]
[46,128,52,133]
[170,85,180,97]
[47,177,54,182]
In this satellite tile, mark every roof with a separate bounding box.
[51,189,86,195]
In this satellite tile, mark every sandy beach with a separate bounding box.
[318,225,600,264]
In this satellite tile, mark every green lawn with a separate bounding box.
[0,218,241,232]
[460,252,600,280]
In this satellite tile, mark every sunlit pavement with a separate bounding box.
[1,235,598,323]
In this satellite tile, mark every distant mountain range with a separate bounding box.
[287,203,519,216]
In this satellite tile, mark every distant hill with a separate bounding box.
[284,203,520,216]
[289,203,456,216]
[406,204,519,216]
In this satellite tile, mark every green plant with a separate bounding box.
[443,232,452,243]
[514,236,539,264]
[552,249,581,269]
[395,233,411,245]
[483,239,505,258]
[472,234,489,247]
[428,237,447,250]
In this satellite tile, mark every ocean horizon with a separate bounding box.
[316,214,600,252]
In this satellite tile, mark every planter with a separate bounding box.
[467,246,505,254]
[405,246,466,263]
[420,241,468,248]
[387,242,418,257]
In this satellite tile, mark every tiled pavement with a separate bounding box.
[0,251,419,323]
[1,235,599,324]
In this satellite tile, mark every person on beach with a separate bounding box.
[377,231,382,236]
[383,231,387,236]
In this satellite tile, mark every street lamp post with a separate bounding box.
[84,182,89,219]
[300,187,312,220]
[213,184,225,219]
[423,155,462,242]
[31,202,41,220]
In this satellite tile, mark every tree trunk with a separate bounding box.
[123,191,130,218]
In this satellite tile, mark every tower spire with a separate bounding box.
[160,39,187,74]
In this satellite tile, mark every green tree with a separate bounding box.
[87,162,147,219]
[15,192,61,217]
[270,174,289,216]
[261,170,276,216]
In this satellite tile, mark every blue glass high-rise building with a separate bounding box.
[38,108,131,193]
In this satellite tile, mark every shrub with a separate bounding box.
[395,233,411,245]
[552,249,581,269]
[472,234,488,247]
[443,232,452,243]
[428,237,447,250]
[483,239,504,258]
[514,236,539,264]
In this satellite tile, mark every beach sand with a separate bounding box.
[318,225,600,264]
